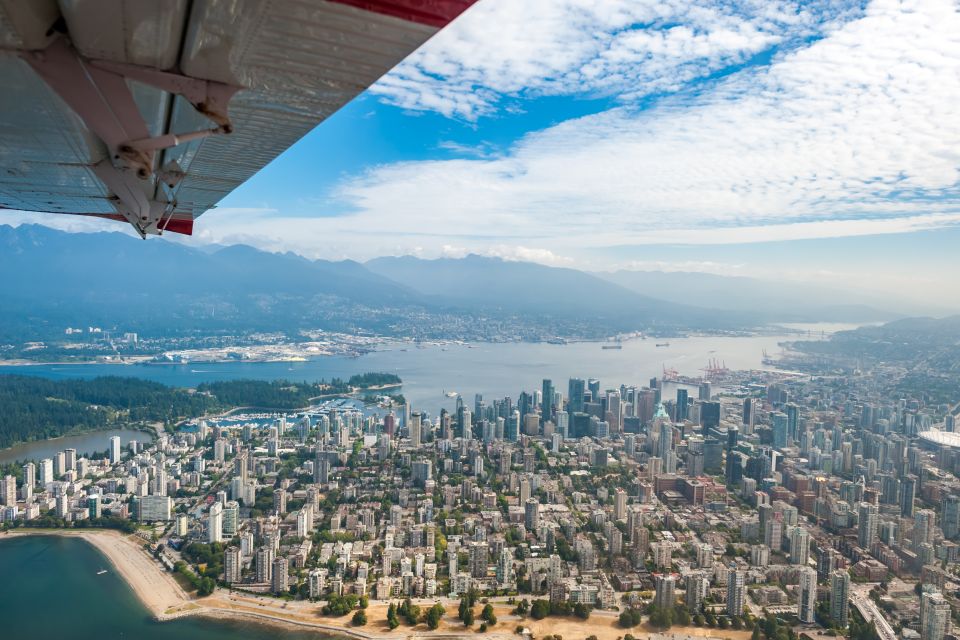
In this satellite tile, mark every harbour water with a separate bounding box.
[0,428,150,466]
[0,535,333,639]
[0,329,834,416]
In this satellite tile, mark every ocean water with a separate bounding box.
[0,535,333,639]
[0,428,148,466]
[0,331,826,415]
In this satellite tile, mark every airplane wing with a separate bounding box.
[0,0,476,237]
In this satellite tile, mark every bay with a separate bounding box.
[0,428,150,466]
[0,328,842,416]
[0,535,334,639]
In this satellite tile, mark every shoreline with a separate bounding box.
[0,426,157,463]
[0,328,802,369]
[1,529,752,640]
[1,529,190,616]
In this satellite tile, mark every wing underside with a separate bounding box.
[0,0,475,237]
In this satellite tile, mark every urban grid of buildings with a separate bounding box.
[2,368,959,640]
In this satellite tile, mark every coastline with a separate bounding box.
[0,529,752,640]
[0,425,156,463]
[1,529,190,616]
[0,329,783,369]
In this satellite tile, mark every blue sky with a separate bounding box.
[216,91,622,218]
[6,0,960,308]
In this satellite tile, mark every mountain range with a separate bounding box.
[0,224,901,341]
[365,254,715,325]
[596,270,901,324]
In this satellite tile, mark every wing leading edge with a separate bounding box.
[0,0,476,237]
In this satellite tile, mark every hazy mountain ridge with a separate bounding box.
[0,225,422,339]
[597,269,901,322]
[836,314,960,340]
[365,254,726,325]
[0,225,907,342]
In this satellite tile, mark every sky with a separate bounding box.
[5,0,960,308]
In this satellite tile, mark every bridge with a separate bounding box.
[851,593,897,640]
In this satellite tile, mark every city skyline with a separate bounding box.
[3,354,956,638]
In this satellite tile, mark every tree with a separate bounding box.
[573,603,591,620]
[694,614,705,627]
[197,577,216,597]
[849,611,880,640]
[398,598,421,625]
[482,603,497,625]
[467,588,480,608]
[718,616,730,630]
[323,593,360,616]
[515,599,530,616]
[464,607,475,627]
[618,608,643,628]
[649,606,673,630]
[387,603,400,630]
[426,604,445,630]
[352,610,367,626]
[531,599,551,620]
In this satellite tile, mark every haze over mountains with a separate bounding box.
[597,270,902,324]
[364,255,708,324]
[0,224,903,341]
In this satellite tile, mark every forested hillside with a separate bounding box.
[196,373,401,410]
[0,375,217,449]
[0,372,402,449]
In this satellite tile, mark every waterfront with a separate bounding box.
[0,532,755,640]
[0,534,331,639]
[0,428,150,465]
[0,330,834,415]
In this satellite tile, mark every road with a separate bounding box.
[850,586,896,640]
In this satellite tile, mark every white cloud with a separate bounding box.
[0,210,137,235]
[426,243,574,264]
[439,244,469,258]
[483,245,574,266]
[612,260,748,275]
[373,0,862,119]
[591,213,960,246]
[336,0,960,248]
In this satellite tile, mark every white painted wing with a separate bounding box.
[0,0,476,235]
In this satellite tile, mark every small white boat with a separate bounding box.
[97,569,108,575]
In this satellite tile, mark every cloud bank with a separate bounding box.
[339,0,960,249]
[372,0,864,119]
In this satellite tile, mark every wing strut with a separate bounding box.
[22,38,242,238]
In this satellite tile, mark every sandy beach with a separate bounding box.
[1,529,751,640]
[1,529,190,615]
